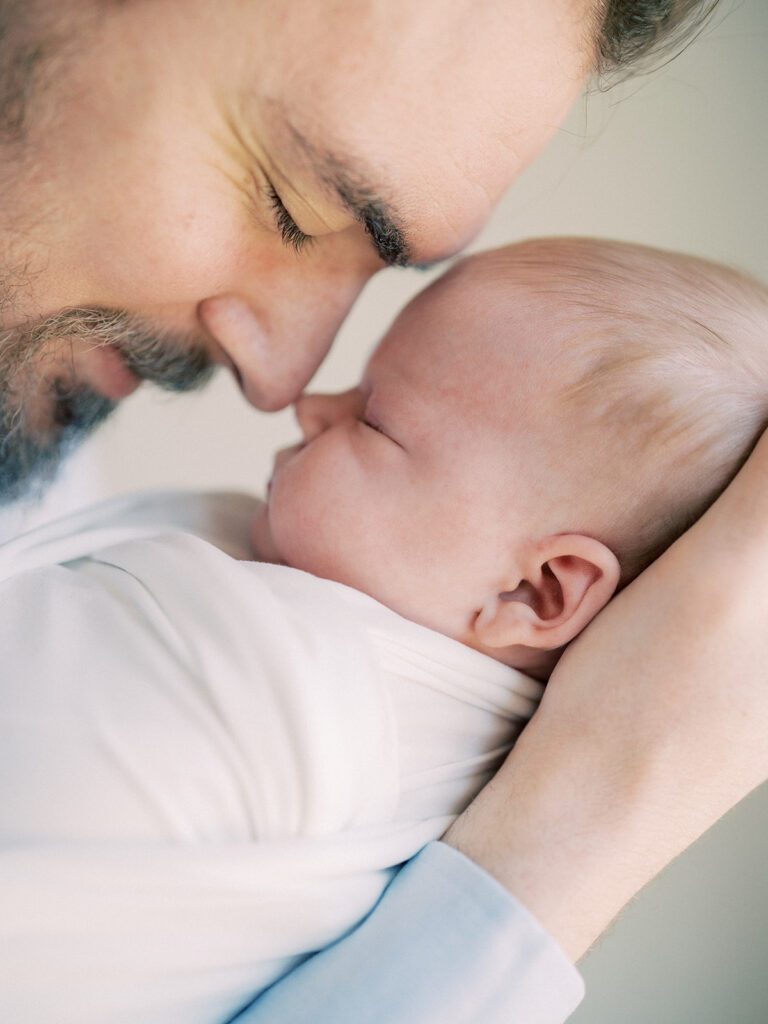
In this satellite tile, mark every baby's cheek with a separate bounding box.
[267,458,340,571]
[250,504,283,564]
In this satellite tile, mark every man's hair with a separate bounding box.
[0,1,47,141]
[0,0,90,143]
[596,0,722,82]
[508,238,768,587]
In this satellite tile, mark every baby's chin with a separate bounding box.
[249,500,285,564]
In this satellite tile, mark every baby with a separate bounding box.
[2,238,767,1024]
[254,236,768,678]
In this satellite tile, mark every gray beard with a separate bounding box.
[0,304,215,505]
[0,379,115,504]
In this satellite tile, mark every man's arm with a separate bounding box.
[231,841,583,1024]
[444,428,768,961]
[233,429,768,1022]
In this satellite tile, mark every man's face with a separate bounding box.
[0,0,592,501]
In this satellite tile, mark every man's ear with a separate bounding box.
[473,534,621,653]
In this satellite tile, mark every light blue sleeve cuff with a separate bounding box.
[230,840,584,1024]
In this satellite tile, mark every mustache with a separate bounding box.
[25,306,216,393]
[0,305,216,505]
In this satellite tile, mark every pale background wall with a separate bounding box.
[22,0,768,1019]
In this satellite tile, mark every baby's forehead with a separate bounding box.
[407,249,586,373]
[372,256,585,439]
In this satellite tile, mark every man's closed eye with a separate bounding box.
[266,182,315,254]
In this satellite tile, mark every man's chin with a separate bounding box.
[0,439,68,506]
[0,387,116,506]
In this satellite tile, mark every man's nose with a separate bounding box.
[294,389,363,442]
[197,258,375,412]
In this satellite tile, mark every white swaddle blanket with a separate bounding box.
[0,491,543,1024]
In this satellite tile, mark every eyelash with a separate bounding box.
[266,183,314,253]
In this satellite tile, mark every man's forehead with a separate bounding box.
[245,0,592,222]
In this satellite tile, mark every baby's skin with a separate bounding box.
[252,237,768,677]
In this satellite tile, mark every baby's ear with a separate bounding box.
[474,535,620,653]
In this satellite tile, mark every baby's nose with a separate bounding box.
[294,393,332,443]
[294,389,362,442]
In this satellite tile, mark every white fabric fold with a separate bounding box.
[0,491,543,1024]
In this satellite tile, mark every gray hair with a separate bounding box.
[597,0,722,82]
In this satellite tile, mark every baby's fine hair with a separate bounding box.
[507,237,768,585]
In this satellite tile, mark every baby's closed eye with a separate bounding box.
[360,414,387,436]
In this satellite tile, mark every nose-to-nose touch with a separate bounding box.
[294,393,337,443]
[294,389,363,442]
[198,253,374,411]
[198,295,332,412]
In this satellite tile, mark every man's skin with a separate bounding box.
[1,0,589,417]
[3,0,768,988]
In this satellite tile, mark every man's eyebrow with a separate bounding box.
[333,177,410,268]
[285,123,412,268]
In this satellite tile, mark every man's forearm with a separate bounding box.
[443,725,664,962]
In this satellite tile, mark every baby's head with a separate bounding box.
[254,238,768,677]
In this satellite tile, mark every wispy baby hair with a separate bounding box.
[508,236,768,585]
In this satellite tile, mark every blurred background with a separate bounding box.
[15,0,768,1020]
